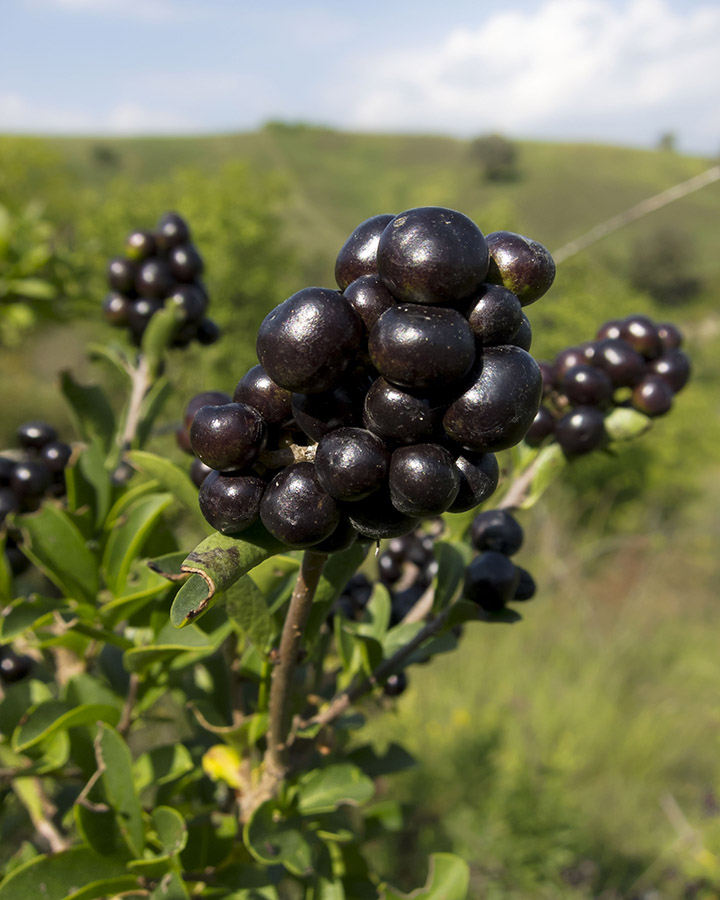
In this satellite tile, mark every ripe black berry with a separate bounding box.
[183,390,232,430]
[388,443,460,517]
[342,274,396,333]
[363,378,446,445]
[592,339,645,387]
[513,567,537,601]
[443,346,543,452]
[156,211,191,250]
[107,256,136,293]
[510,313,533,351]
[166,285,207,322]
[168,244,204,283]
[377,207,489,306]
[135,259,174,300]
[463,551,520,611]
[233,365,293,427]
[646,350,691,393]
[335,214,396,290]
[125,229,156,261]
[631,375,674,417]
[198,471,266,534]
[291,383,362,442]
[464,284,523,347]
[190,457,213,488]
[449,450,499,513]
[0,649,34,684]
[554,406,607,456]
[619,314,662,359]
[346,487,419,541]
[103,292,132,327]
[560,364,614,407]
[190,402,267,473]
[17,421,57,450]
[259,462,340,548]
[40,441,73,472]
[485,231,555,306]
[470,509,524,556]
[369,304,475,390]
[11,461,52,497]
[383,671,408,697]
[524,405,556,447]
[314,427,390,501]
[257,288,363,394]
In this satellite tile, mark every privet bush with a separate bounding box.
[0,207,691,900]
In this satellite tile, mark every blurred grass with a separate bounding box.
[1,127,719,898]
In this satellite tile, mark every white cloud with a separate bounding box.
[341,0,720,151]
[0,91,191,134]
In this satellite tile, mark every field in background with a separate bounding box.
[1,127,719,898]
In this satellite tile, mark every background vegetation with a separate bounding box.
[1,127,718,899]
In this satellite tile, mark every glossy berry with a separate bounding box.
[11,461,52,497]
[619,314,662,359]
[383,671,408,697]
[198,470,266,534]
[135,259,174,300]
[596,319,624,341]
[363,378,446,445]
[524,405,555,447]
[40,441,72,472]
[128,298,163,337]
[369,304,475,390]
[190,402,267,472]
[537,361,556,396]
[183,390,232,430]
[169,243,204,282]
[196,318,221,345]
[257,288,362,394]
[592,339,645,387]
[125,229,156,261]
[555,406,607,456]
[233,365,293,427]
[485,231,555,306]
[377,207,489,306]
[314,427,390,501]
[646,350,691,393]
[464,283,523,347]
[312,517,359,554]
[0,649,34,684]
[470,509,524,556]
[335,214,396,290]
[560,364,614,406]
[463,551,520,611]
[342,274,396,333]
[389,443,460,517]
[346,486,419,541]
[0,457,14,484]
[554,346,588,382]
[443,346,543,452]
[0,488,19,524]
[509,313,532,351]
[156,211,191,250]
[631,375,674,417]
[190,457,213,488]
[103,292,132,326]
[259,462,339,548]
[107,256,136,293]
[449,450,500,513]
[513,567,537,601]
[17,421,57,450]
[166,285,206,322]
[657,322,683,351]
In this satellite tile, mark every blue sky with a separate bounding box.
[2,0,718,155]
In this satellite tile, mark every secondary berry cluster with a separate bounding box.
[185,207,556,548]
[463,509,536,612]
[103,211,220,347]
[1,421,72,575]
[527,315,691,456]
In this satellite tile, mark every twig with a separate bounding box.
[117,672,140,737]
[302,606,452,732]
[258,443,317,469]
[495,451,547,511]
[120,354,152,453]
[264,550,328,776]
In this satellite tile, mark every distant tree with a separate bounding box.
[469,133,520,182]
[629,227,702,305]
[92,144,120,167]
[657,132,677,153]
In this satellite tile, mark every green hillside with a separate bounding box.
[2,127,720,898]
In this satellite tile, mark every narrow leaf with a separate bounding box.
[94,722,145,857]
[102,492,173,596]
[127,450,208,525]
[60,370,116,455]
[0,848,129,900]
[12,701,120,752]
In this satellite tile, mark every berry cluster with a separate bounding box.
[186,208,556,548]
[462,509,536,612]
[527,315,691,456]
[103,211,220,347]
[1,422,72,575]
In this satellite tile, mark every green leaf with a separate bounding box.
[123,619,231,674]
[65,876,140,900]
[150,872,191,900]
[432,541,472,612]
[151,807,188,856]
[136,377,174,448]
[310,878,345,900]
[297,763,375,816]
[141,307,182,379]
[12,701,120,752]
[171,523,283,627]
[11,276,56,300]
[12,504,99,602]
[133,744,194,794]
[361,582,392,638]
[604,406,653,442]
[102,492,173,597]
[0,849,130,900]
[0,535,13,603]
[87,341,132,382]
[99,565,173,626]
[347,743,417,778]
[381,853,470,900]
[249,554,301,612]
[0,594,65,643]
[127,450,208,525]
[77,441,112,529]
[226,574,274,653]
[93,722,145,857]
[60,370,116,455]
[244,801,315,878]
